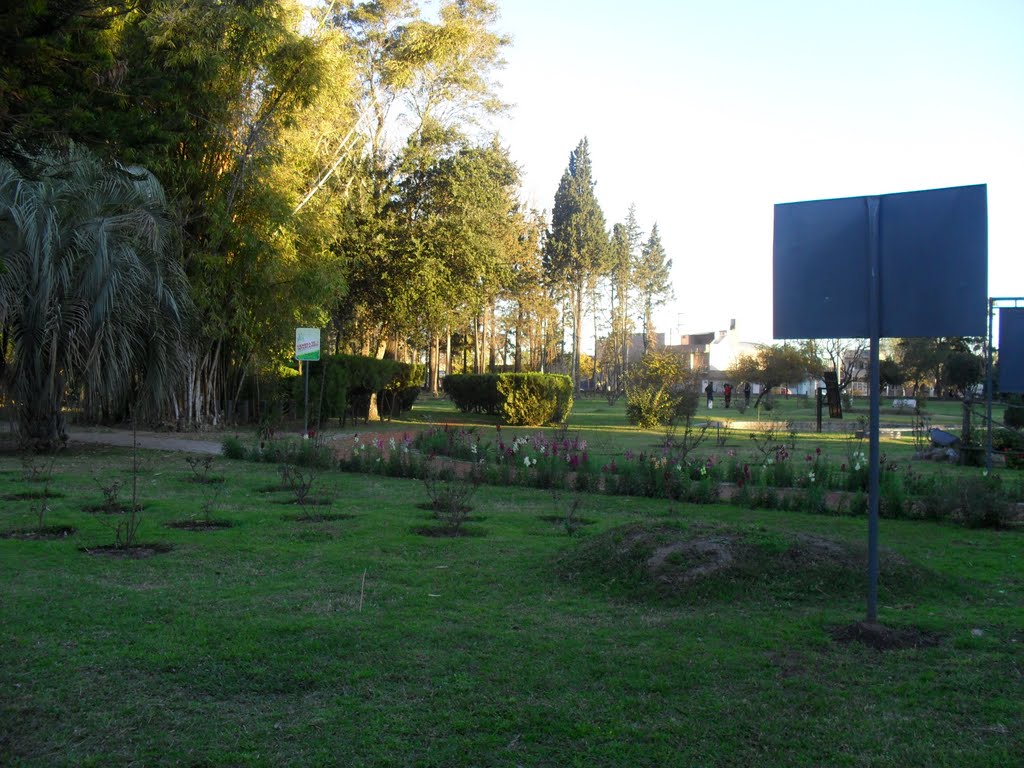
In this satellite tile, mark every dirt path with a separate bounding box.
[68,429,225,455]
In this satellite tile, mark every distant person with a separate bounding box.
[743,382,751,406]
[705,381,714,410]
[723,383,732,408]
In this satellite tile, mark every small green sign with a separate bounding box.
[295,328,320,361]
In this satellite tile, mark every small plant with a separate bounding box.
[749,423,781,463]
[21,452,56,483]
[281,462,320,509]
[184,455,217,483]
[911,409,933,453]
[550,485,584,535]
[714,420,732,448]
[94,476,126,514]
[422,463,481,531]
[200,481,225,524]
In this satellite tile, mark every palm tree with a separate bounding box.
[0,145,191,449]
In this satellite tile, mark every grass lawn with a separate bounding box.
[1,443,1021,766]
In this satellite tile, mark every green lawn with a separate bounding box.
[1,443,1021,766]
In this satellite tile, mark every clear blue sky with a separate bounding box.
[488,0,1024,343]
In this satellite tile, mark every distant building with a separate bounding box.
[596,319,762,388]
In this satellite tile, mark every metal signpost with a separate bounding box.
[774,184,987,622]
[986,302,1024,469]
[295,328,321,437]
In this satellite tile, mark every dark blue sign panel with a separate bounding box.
[999,307,1024,394]
[774,184,987,339]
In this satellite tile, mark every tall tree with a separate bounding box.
[635,222,672,351]
[544,137,608,389]
[729,344,813,408]
[0,146,190,448]
[801,338,869,391]
[330,0,509,358]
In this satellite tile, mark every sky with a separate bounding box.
[480,0,1024,344]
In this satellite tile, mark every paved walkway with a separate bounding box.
[69,429,225,455]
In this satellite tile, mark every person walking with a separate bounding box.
[705,381,714,410]
[723,383,733,408]
[743,381,751,407]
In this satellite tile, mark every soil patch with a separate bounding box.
[82,503,143,515]
[1,525,76,540]
[829,621,941,651]
[3,490,65,501]
[414,525,486,538]
[273,497,334,507]
[81,542,173,559]
[281,512,356,522]
[166,519,234,531]
[537,514,596,526]
[417,501,473,515]
[183,476,226,485]
[255,483,291,493]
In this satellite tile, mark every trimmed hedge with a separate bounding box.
[442,374,500,415]
[443,373,573,425]
[296,354,422,423]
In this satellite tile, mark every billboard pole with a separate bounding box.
[986,298,994,472]
[866,196,881,624]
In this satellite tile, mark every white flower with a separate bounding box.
[470,443,478,455]
[808,471,816,483]
[512,443,519,453]
[389,437,396,450]
[523,455,531,467]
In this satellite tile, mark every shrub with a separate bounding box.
[443,374,501,415]
[993,428,1024,469]
[1003,405,1024,430]
[222,435,247,460]
[497,373,573,426]
[623,351,697,429]
[443,373,572,425]
[955,475,1013,528]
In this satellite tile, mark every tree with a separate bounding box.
[879,358,905,390]
[894,337,984,398]
[802,338,868,391]
[545,137,608,390]
[0,146,190,448]
[635,222,672,351]
[329,0,510,358]
[624,349,697,429]
[729,344,812,408]
[944,350,984,399]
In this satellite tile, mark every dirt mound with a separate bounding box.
[557,522,925,604]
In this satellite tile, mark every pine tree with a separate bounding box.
[544,138,608,389]
[636,223,673,351]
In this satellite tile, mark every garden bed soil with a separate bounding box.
[82,503,143,515]
[281,512,356,522]
[81,542,173,559]
[274,497,334,506]
[537,514,596,526]
[1,525,76,540]
[166,519,233,531]
[3,490,65,501]
[414,525,486,538]
[828,621,941,651]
